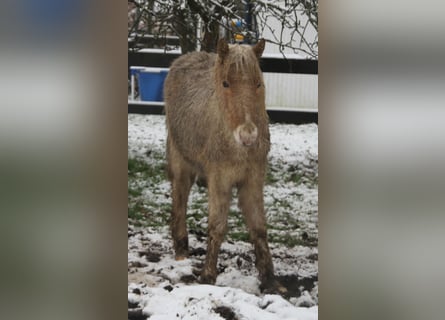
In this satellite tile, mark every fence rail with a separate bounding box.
[128,51,318,124]
[128,51,318,74]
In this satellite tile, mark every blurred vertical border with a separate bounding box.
[0,1,127,320]
[320,1,445,320]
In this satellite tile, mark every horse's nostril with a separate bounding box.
[233,122,258,147]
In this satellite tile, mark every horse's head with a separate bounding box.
[215,38,267,147]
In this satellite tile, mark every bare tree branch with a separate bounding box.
[128,0,318,58]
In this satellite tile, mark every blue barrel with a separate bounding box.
[138,68,169,102]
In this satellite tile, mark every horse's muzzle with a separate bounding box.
[234,121,258,147]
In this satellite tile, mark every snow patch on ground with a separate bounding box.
[132,284,318,320]
[128,114,318,319]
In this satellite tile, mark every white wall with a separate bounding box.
[258,1,318,110]
[264,73,318,111]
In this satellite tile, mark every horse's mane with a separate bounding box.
[218,44,262,81]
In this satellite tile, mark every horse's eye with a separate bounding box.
[256,83,261,88]
[223,81,230,88]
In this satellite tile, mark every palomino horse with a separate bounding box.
[164,39,285,293]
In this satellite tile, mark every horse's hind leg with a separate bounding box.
[167,140,195,260]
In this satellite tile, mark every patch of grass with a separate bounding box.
[128,158,145,174]
[268,233,318,247]
[128,155,169,226]
[128,200,147,226]
[227,209,249,242]
[265,166,280,185]
[143,201,171,227]
[228,231,250,242]
[266,163,318,187]
[128,185,142,198]
[187,215,207,236]
[287,172,303,184]
[187,195,208,235]
[128,148,318,248]
[190,196,208,211]
[269,197,294,211]
[267,220,299,231]
[128,157,166,184]
[228,209,244,227]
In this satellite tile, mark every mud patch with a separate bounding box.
[128,225,318,304]
[214,306,239,320]
[139,250,161,262]
[180,274,198,284]
[276,275,318,298]
[128,308,146,320]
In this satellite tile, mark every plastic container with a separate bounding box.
[129,66,147,100]
[138,68,169,102]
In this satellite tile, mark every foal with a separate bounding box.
[164,39,285,293]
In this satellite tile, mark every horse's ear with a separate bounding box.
[217,38,229,61]
[253,39,266,59]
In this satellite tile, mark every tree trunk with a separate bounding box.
[173,9,197,54]
[200,20,220,53]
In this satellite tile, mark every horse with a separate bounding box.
[164,38,285,293]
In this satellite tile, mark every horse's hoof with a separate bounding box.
[276,284,288,295]
[199,272,216,285]
[175,255,188,261]
[261,279,288,296]
[174,246,189,261]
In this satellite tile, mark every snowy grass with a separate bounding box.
[128,114,318,319]
[128,115,318,247]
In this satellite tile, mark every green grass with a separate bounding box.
[128,155,168,227]
[128,149,318,247]
[228,231,250,242]
[267,162,318,187]
[287,172,303,184]
[128,157,166,183]
[268,233,317,247]
[266,166,280,185]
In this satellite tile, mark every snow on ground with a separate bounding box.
[128,114,167,161]
[128,114,318,320]
[129,282,317,320]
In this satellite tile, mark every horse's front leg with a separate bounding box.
[167,140,195,260]
[200,172,232,284]
[238,173,287,294]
